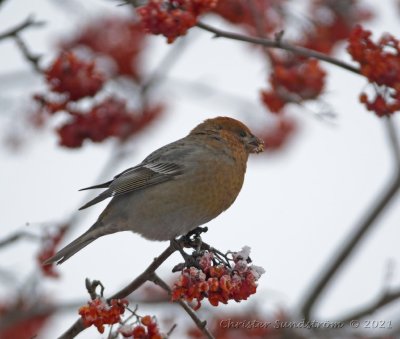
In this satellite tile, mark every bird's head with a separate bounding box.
[191,116,264,154]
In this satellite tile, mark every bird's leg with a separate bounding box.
[171,238,199,270]
[171,227,210,272]
[184,226,208,243]
[181,226,208,252]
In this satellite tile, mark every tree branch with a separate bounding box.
[0,16,44,72]
[0,16,44,41]
[57,241,177,339]
[149,272,215,339]
[0,231,39,249]
[336,288,400,323]
[13,34,42,72]
[300,118,400,321]
[195,21,361,75]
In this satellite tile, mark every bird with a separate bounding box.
[44,116,264,265]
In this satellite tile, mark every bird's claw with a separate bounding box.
[181,226,208,250]
[171,237,203,271]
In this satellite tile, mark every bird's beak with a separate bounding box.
[248,135,265,154]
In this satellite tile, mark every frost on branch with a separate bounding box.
[78,278,166,336]
[78,297,164,337]
[118,315,163,339]
[348,25,400,117]
[171,246,265,310]
[79,298,128,333]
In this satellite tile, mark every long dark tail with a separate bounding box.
[43,222,106,265]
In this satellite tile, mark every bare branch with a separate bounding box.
[0,16,44,72]
[301,118,400,321]
[149,273,215,339]
[385,117,400,168]
[13,34,42,72]
[57,241,177,339]
[196,21,360,75]
[337,288,400,323]
[0,16,44,41]
[0,231,39,249]
[166,323,177,337]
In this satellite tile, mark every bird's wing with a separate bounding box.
[78,161,184,210]
[79,165,146,191]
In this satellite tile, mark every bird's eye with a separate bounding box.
[239,130,247,137]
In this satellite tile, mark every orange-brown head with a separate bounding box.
[190,116,264,154]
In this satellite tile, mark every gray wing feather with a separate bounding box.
[79,161,183,210]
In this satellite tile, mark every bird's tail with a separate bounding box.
[43,222,106,265]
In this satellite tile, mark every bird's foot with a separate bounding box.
[182,226,208,251]
[171,238,202,272]
[185,226,208,241]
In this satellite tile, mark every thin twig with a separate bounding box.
[13,34,42,72]
[300,118,400,321]
[166,323,177,337]
[336,288,400,323]
[0,16,44,41]
[0,231,39,249]
[149,273,215,339]
[0,17,43,72]
[385,117,400,168]
[196,21,360,75]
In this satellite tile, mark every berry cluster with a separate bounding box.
[137,0,218,43]
[79,298,128,334]
[118,315,163,339]
[56,97,162,148]
[212,0,283,36]
[62,17,146,79]
[302,0,373,54]
[0,300,50,339]
[36,225,68,278]
[348,25,400,116]
[45,52,105,101]
[261,59,326,114]
[260,117,296,151]
[252,0,371,121]
[32,16,161,148]
[171,246,265,310]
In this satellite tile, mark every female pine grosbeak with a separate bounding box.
[45,117,264,264]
